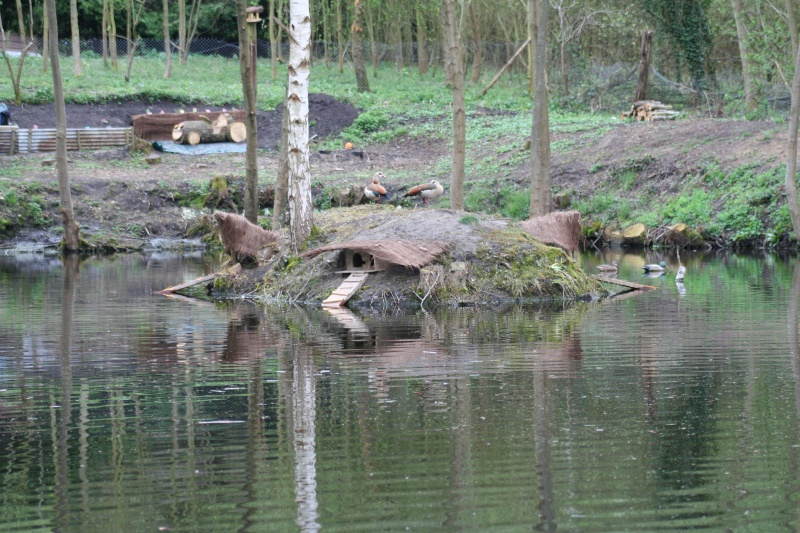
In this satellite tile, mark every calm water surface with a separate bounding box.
[1,249,800,532]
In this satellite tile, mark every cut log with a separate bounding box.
[226,122,247,143]
[172,120,230,145]
[212,113,236,134]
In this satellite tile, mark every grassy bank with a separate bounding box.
[1,54,796,249]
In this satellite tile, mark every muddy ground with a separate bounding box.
[0,95,790,247]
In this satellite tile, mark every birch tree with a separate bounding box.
[443,0,465,210]
[70,0,82,76]
[529,0,551,217]
[45,0,81,252]
[785,43,800,240]
[287,0,314,251]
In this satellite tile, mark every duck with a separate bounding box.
[405,180,444,206]
[675,265,686,282]
[642,261,667,272]
[364,172,389,202]
[596,260,618,272]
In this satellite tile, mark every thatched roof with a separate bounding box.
[519,210,582,253]
[302,240,450,269]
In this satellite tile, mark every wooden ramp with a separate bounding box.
[593,274,657,291]
[322,272,369,308]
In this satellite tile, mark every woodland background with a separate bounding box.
[1,0,797,116]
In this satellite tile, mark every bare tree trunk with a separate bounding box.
[270,0,278,79]
[393,2,403,73]
[102,0,108,65]
[186,0,204,61]
[731,0,755,111]
[529,0,551,217]
[336,0,344,73]
[273,101,290,229]
[443,0,465,211]
[787,0,798,59]
[45,0,81,252]
[416,3,428,75]
[178,0,186,64]
[785,44,800,240]
[288,0,313,251]
[163,0,172,78]
[110,0,118,70]
[351,0,370,92]
[15,0,25,43]
[366,1,377,77]
[634,30,653,102]
[322,0,331,68]
[469,2,481,82]
[237,0,260,224]
[441,4,452,87]
[70,0,82,76]
[41,0,48,73]
[27,0,34,47]
[276,0,286,62]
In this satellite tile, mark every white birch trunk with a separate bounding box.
[292,349,319,532]
[287,0,313,251]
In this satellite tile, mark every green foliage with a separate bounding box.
[639,0,715,90]
[343,109,389,137]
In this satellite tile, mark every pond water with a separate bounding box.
[1,249,800,532]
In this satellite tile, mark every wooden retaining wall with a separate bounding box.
[0,126,133,155]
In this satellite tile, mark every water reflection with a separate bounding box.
[1,251,800,530]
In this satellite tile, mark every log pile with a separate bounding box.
[172,113,247,145]
[621,101,680,122]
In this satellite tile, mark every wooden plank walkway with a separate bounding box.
[322,272,369,308]
[592,274,657,291]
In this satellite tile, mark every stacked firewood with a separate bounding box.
[172,113,247,145]
[621,101,680,122]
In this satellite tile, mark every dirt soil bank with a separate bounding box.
[0,97,791,250]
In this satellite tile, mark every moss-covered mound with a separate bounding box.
[213,206,603,308]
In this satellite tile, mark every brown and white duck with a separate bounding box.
[364,172,390,202]
[596,260,618,272]
[405,180,444,206]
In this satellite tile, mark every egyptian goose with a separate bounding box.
[364,172,389,202]
[405,180,444,205]
[596,260,618,272]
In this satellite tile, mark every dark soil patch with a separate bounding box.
[5,93,359,150]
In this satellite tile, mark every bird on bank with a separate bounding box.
[596,260,618,272]
[675,265,686,282]
[642,261,667,273]
[405,180,444,206]
[364,172,390,203]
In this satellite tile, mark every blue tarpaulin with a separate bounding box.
[152,140,246,155]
